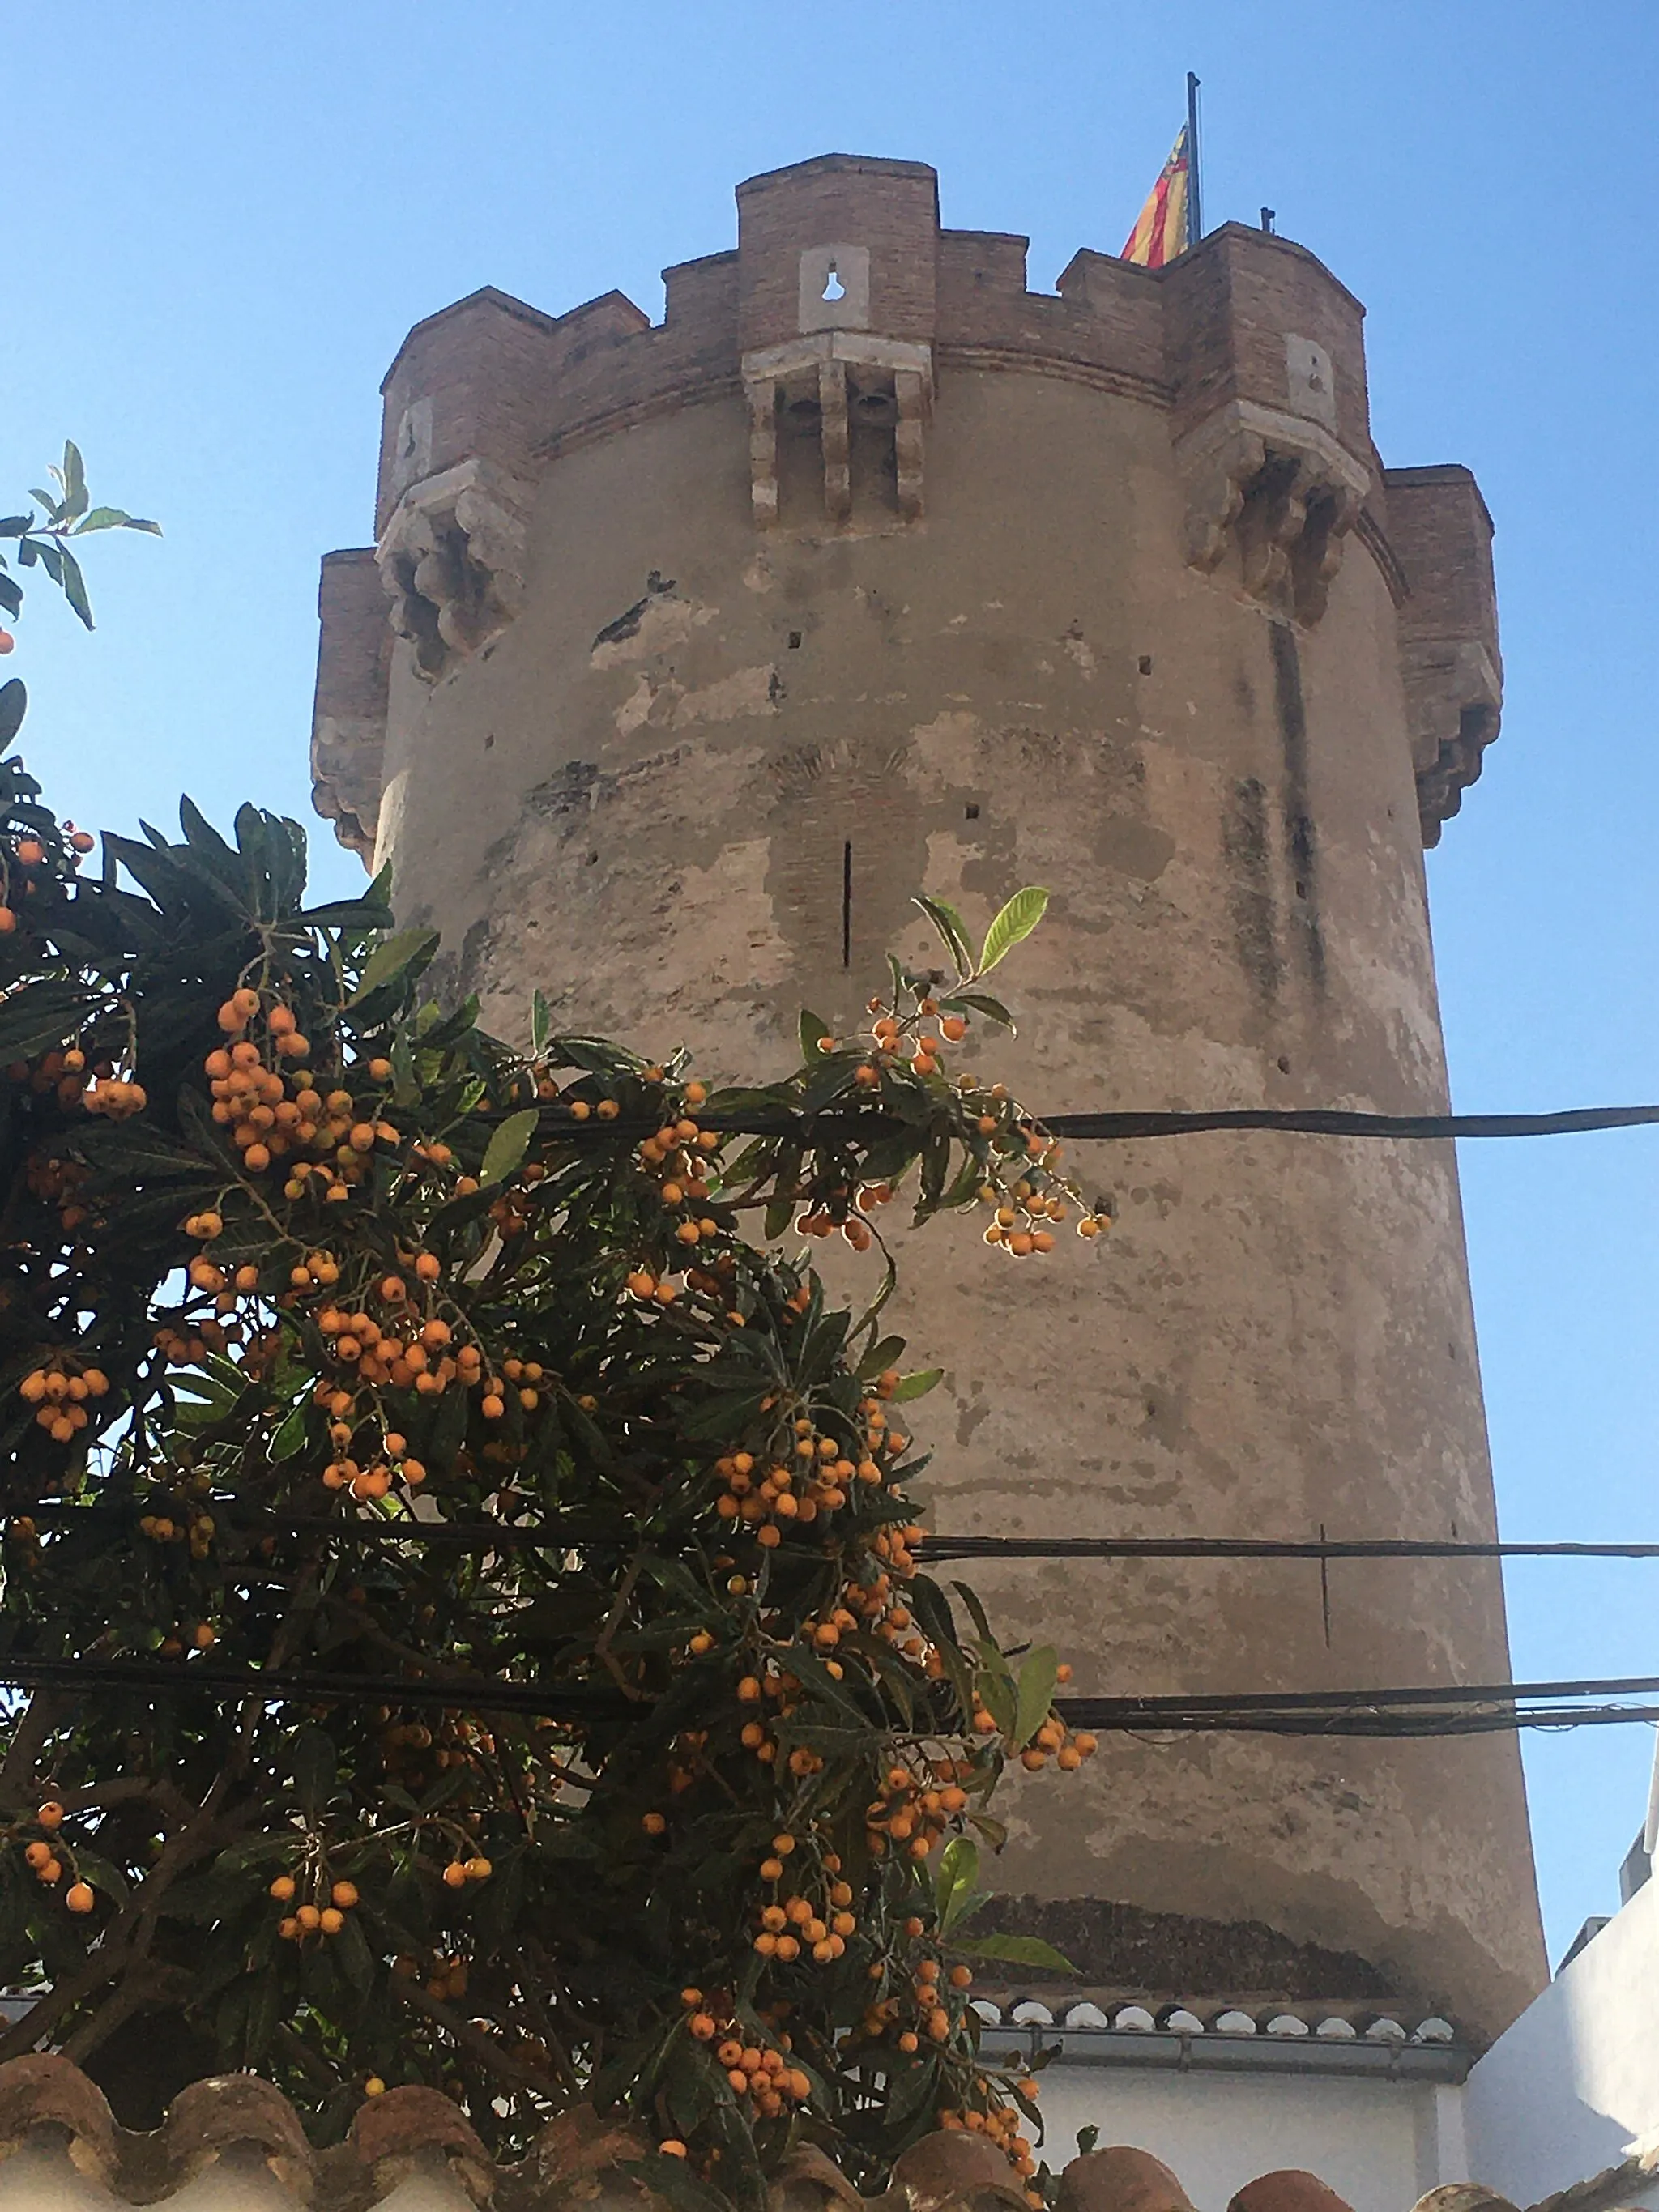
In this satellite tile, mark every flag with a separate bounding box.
[1121,126,1192,267]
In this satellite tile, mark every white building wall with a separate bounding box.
[1035,2065,1451,2212]
[1464,1873,1659,2206]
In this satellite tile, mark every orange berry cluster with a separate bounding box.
[937,2094,1043,2197]
[23,1146,92,1236]
[0,819,90,934]
[864,994,969,1084]
[979,1174,1107,1255]
[859,1939,975,2054]
[18,1357,109,1441]
[680,1987,812,2124]
[313,1294,465,1392]
[134,1505,215,1561]
[19,1801,95,1913]
[864,1759,972,1864]
[793,1183,892,1251]
[710,1373,910,1549]
[627,1090,738,1311]
[751,1834,857,1967]
[206,1031,397,1189]
[270,1869,361,1943]
[731,1669,823,1779]
[859,987,1103,1247]
[9,1044,144,1123]
[389,1947,475,2005]
[967,1688,1099,1774]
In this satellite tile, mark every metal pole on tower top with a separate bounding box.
[1186,71,1204,245]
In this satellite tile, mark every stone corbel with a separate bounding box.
[1176,402,1370,626]
[741,334,933,531]
[1401,637,1503,846]
[310,714,384,862]
[377,458,531,682]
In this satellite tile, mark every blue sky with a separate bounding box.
[6,2,1657,1971]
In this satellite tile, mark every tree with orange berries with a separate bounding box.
[0,459,1102,2201]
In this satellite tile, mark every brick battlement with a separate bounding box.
[372,156,1375,536]
[318,152,1503,857]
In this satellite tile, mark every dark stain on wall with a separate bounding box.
[1269,620,1327,994]
[1222,774,1282,1008]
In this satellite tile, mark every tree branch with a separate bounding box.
[394,1977,565,2105]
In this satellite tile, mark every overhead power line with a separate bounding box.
[17,1506,1659,1565]
[1,1652,1657,1738]
[544,1100,1659,1145]
[917,1536,1659,1562]
[15,1507,1657,1566]
[1034,1104,1659,1143]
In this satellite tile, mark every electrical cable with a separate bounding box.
[13,1506,1658,1564]
[916,1536,1659,1562]
[532,1100,1659,1145]
[1,1651,1656,1737]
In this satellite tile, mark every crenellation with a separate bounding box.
[736,154,940,354]
[1161,227,1371,457]
[661,249,740,335]
[377,286,566,535]
[1386,465,1503,843]
[310,548,389,859]
[936,228,1031,300]
[339,156,1506,896]
[1050,248,1167,382]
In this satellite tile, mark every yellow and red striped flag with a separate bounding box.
[1120,126,1192,266]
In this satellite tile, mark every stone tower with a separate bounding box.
[311,154,1545,2040]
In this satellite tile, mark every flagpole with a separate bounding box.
[1186,70,1204,245]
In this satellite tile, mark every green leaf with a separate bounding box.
[56,545,94,630]
[0,981,100,1061]
[531,988,552,1058]
[292,1724,337,1820]
[934,1835,980,1933]
[617,2158,731,2212]
[955,1933,1078,1972]
[269,1403,309,1460]
[346,926,439,1005]
[856,1334,906,1381]
[0,515,32,537]
[0,679,25,752]
[389,1029,421,1109]
[942,991,1017,1031]
[74,507,133,533]
[1013,1645,1060,1750]
[950,1580,995,1644]
[797,1008,832,1063]
[966,1812,1008,1854]
[243,1966,284,2065]
[480,1106,539,1187]
[972,1655,1017,1741]
[890,1367,942,1403]
[979,886,1050,974]
[62,441,88,521]
[912,893,974,976]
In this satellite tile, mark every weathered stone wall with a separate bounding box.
[313,156,1543,2042]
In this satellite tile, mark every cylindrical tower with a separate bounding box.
[311,155,1543,2039]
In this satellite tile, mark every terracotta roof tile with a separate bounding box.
[1410,2189,1522,2212]
[1057,2144,1195,2212]
[0,2053,1574,2212]
[1229,2176,1355,2212]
